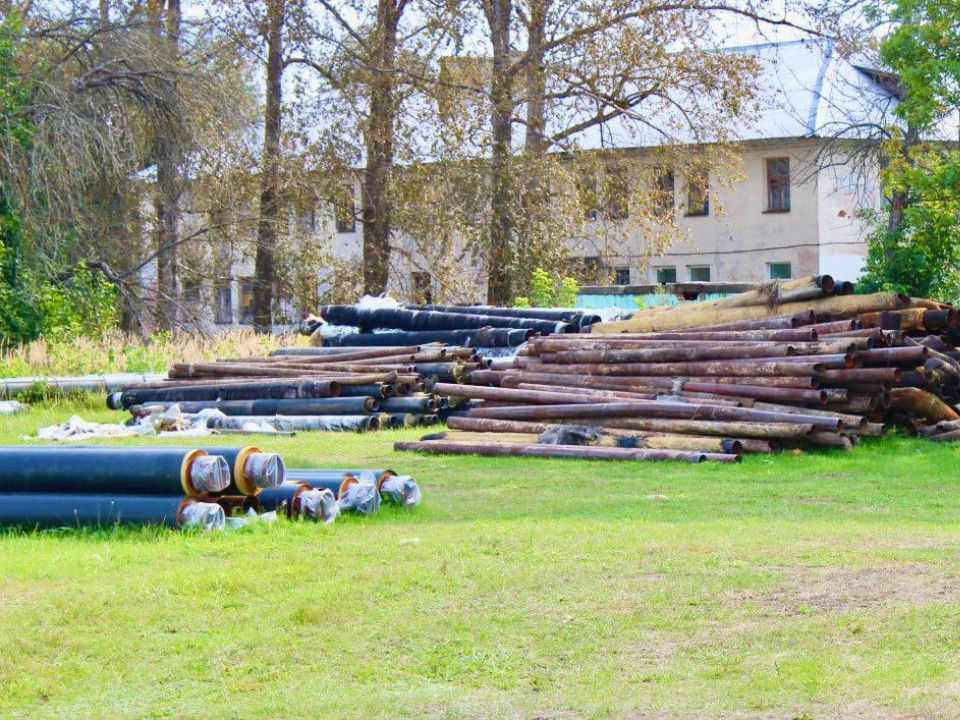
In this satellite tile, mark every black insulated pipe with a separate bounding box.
[319,328,534,348]
[114,380,341,408]
[141,397,380,416]
[162,446,284,495]
[0,494,225,530]
[409,304,583,323]
[319,305,571,334]
[0,446,230,497]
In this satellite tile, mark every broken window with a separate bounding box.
[766,158,791,212]
[614,266,630,285]
[768,262,792,280]
[653,167,675,217]
[214,280,232,324]
[240,277,254,324]
[686,171,709,216]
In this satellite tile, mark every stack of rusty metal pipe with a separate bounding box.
[396,277,960,461]
[109,344,480,432]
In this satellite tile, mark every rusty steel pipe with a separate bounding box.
[394,440,738,463]
[818,368,902,384]
[468,401,843,430]
[889,387,960,423]
[583,418,816,438]
[523,360,826,377]
[433,383,608,405]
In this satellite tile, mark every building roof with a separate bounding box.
[566,38,958,150]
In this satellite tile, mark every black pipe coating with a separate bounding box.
[117,380,341,408]
[0,446,222,496]
[320,328,533,348]
[409,304,583,323]
[0,494,196,528]
[147,397,380,416]
[319,306,570,335]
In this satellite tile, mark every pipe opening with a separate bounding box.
[338,480,381,515]
[299,488,339,523]
[379,475,422,507]
[190,455,231,493]
[244,452,285,489]
[180,500,226,530]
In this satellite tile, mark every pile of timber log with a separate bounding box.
[108,344,483,432]
[396,276,960,462]
[300,304,601,348]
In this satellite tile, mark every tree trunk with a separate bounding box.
[483,0,514,305]
[362,0,403,296]
[517,2,548,294]
[885,124,919,273]
[252,0,284,333]
[150,0,182,331]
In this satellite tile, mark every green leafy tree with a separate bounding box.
[858,0,960,300]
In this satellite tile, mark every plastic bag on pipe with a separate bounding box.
[180,501,226,531]
[190,455,231,493]
[299,488,339,524]
[338,479,381,515]
[244,452,285,489]
[0,401,26,416]
[379,475,422,507]
[538,425,601,446]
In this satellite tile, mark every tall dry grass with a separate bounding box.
[0,330,304,378]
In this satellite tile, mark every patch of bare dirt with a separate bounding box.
[744,563,960,614]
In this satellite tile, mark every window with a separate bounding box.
[336,186,356,233]
[656,266,677,284]
[686,171,709,216]
[768,262,792,280]
[578,174,600,220]
[614,266,631,285]
[412,271,433,304]
[240,277,254,324]
[766,158,791,212]
[654,167,675,217]
[214,280,232,324]
[605,166,629,219]
[688,265,711,282]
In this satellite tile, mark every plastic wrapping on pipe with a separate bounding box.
[189,455,232,493]
[298,488,340,523]
[179,500,227,530]
[243,452,285,489]
[379,475,422,506]
[338,479,381,515]
[205,415,381,432]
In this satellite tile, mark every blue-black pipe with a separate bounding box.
[409,304,582,323]
[312,328,533,348]
[0,446,228,497]
[0,494,223,529]
[319,306,570,334]
[378,396,438,413]
[137,397,379,416]
[161,445,284,495]
[115,380,341,408]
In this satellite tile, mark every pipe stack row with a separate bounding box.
[109,344,483,432]
[300,304,601,349]
[0,445,422,529]
[0,445,282,530]
[396,277,960,462]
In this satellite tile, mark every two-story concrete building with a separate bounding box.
[153,39,949,327]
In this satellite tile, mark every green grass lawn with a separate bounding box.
[2,399,960,718]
